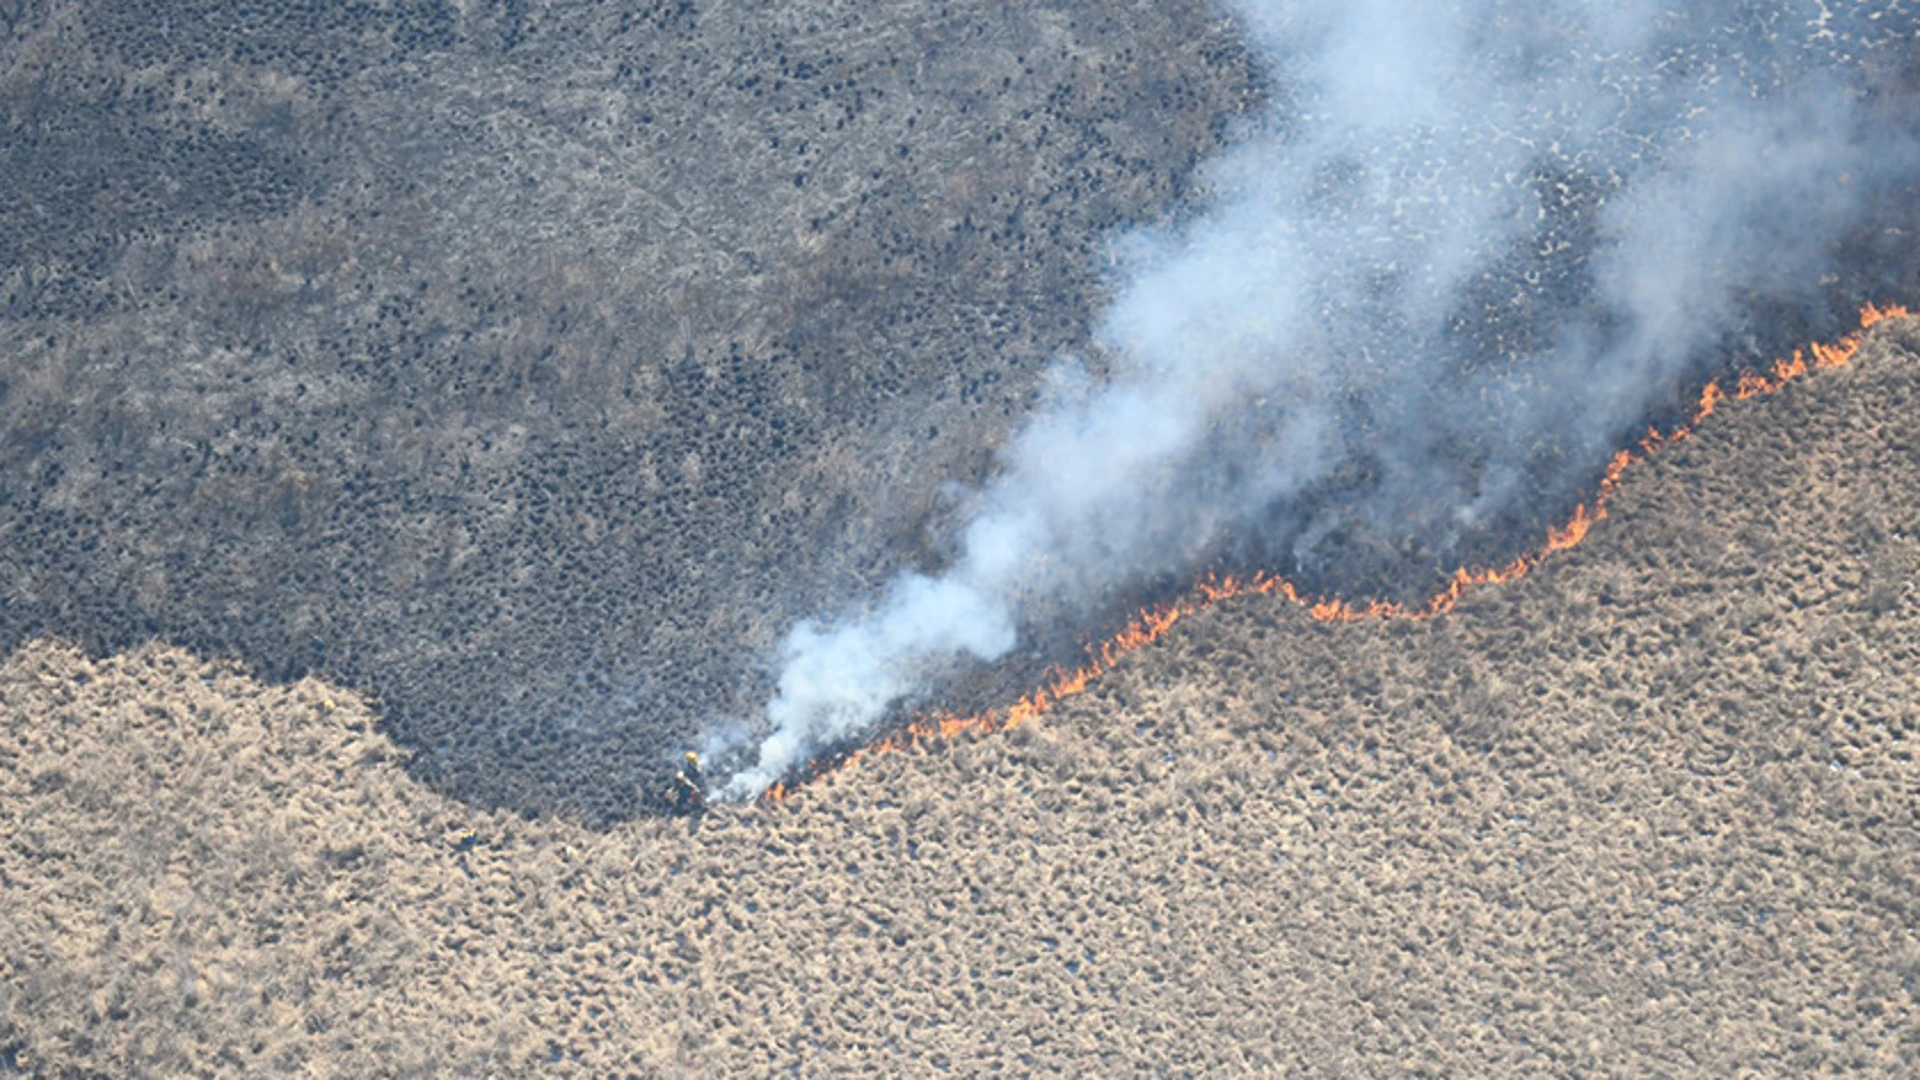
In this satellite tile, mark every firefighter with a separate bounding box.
[668,750,705,816]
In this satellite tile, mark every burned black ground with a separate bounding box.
[0,1,1263,823]
[4,1,1919,823]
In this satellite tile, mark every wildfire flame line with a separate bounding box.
[762,302,1910,802]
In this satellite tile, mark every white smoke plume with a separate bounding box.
[716,0,1920,799]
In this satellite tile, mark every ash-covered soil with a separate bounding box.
[6,320,1919,1076]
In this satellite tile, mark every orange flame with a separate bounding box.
[763,302,1909,801]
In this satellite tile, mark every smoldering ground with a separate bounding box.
[717,0,1920,797]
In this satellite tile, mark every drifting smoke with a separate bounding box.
[715,0,1920,799]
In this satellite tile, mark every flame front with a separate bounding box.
[764,303,1909,801]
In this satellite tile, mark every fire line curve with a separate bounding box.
[763,302,1913,802]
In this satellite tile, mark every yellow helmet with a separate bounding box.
[683,751,700,765]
